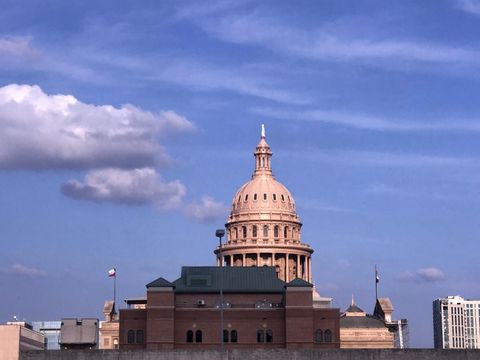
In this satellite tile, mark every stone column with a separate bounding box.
[285,254,289,283]
[242,253,246,266]
[296,254,300,279]
[308,256,312,283]
[257,253,260,266]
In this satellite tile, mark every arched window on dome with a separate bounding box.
[273,194,277,201]
[263,193,267,200]
[234,227,238,239]
[242,226,247,239]
[254,193,257,201]
[245,194,248,201]
[252,225,257,238]
[284,226,288,239]
[281,194,285,201]
[263,225,268,238]
[274,225,279,238]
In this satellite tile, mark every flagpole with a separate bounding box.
[375,264,378,300]
[114,269,117,315]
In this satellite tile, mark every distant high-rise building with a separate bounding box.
[31,321,61,350]
[433,295,480,349]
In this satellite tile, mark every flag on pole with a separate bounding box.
[108,268,116,277]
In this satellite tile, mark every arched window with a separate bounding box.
[284,226,288,239]
[234,227,238,239]
[274,225,279,238]
[273,194,277,201]
[324,329,332,343]
[223,329,229,343]
[127,330,135,344]
[263,193,267,200]
[252,225,257,238]
[257,330,264,343]
[263,225,268,238]
[242,226,247,239]
[254,193,257,201]
[266,329,273,343]
[231,330,238,343]
[186,330,193,343]
[136,330,144,344]
[195,330,203,343]
[281,194,285,201]
[315,329,323,343]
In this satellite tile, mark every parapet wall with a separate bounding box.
[21,349,480,360]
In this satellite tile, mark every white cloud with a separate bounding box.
[62,167,186,209]
[150,60,310,105]
[1,264,47,277]
[457,0,480,15]
[0,84,194,170]
[0,36,37,57]
[283,149,475,168]
[184,196,229,223]
[397,267,445,283]
[193,12,480,66]
[251,106,480,132]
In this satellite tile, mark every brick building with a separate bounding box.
[119,266,340,349]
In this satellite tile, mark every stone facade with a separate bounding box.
[216,127,313,283]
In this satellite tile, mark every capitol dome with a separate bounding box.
[215,125,313,283]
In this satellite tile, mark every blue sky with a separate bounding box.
[1,0,480,348]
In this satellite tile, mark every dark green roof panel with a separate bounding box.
[172,266,286,294]
[286,278,313,287]
[146,277,174,288]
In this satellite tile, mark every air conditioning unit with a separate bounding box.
[197,299,206,306]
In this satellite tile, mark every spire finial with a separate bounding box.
[261,124,265,138]
[351,294,355,306]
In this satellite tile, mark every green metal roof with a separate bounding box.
[146,277,174,288]
[286,278,313,287]
[171,266,286,294]
[345,303,365,313]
